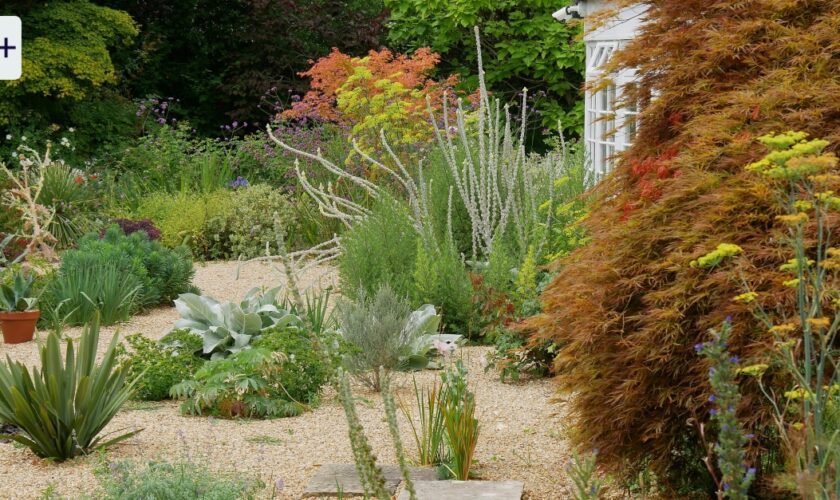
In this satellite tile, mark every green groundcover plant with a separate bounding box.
[170,325,331,419]
[117,330,205,401]
[94,458,263,500]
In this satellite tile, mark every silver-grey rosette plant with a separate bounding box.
[173,286,300,359]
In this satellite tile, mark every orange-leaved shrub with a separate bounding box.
[524,0,840,492]
[281,48,462,158]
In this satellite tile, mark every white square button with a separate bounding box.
[0,17,21,80]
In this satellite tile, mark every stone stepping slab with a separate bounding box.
[397,480,525,500]
[302,463,438,497]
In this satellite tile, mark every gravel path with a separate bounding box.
[0,261,573,499]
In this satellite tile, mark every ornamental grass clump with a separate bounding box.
[439,360,479,480]
[44,226,194,326]
[399,377,448,466]
[525,0,840,490]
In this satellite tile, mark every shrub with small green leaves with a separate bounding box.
[117,330,205,401]
[128,190,235,257]
[170,325,330,418]
[205,184,296,259]
[413,238,475,338]
[95,458,263,500]
[129,185,296,259]
[338,197,418,301]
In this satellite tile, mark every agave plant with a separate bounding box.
[174,287,301,359]
[0,315,141,461]
[0,269,37,312]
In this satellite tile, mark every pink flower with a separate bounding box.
[433,339,456,356]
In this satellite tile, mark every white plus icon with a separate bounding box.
[0,17,21,80]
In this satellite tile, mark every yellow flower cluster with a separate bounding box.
[747,132,838,181]
[737,363,768,377]
[776,213,809,226]
[768,323,797,335]
[782,278,800,288]
[779,257,813,273]
[690,243,743,269]
[823,248,840,271]
[732,291,758,303]
[807,317,831,330]
[784,387,812,401]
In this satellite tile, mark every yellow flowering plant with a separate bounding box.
[734,132,840,497]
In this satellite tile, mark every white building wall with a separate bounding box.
[578,0,646,178]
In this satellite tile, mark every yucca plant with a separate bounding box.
[0,314,141,461]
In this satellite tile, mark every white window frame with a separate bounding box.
[584,40,638,179]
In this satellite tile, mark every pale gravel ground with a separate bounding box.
[0,261,573,499]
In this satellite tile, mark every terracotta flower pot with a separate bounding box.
[0,310,40,344]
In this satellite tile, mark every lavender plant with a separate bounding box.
[696,320,756,499]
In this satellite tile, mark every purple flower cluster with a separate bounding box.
[228,176,249,189]
[697,319,756,498]
[136,97,180,132]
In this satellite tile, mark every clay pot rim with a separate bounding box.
[0,310,41,319]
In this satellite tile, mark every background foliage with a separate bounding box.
[385,0,584,138]
[0,1,138,157]
[103,0,386,133]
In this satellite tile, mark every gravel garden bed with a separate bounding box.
[0,261,573,499]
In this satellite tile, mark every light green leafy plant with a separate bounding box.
[0,315,141,461]
[338,285,441,391]
[170,326,329,419]
[173,287,300,359]
[565,449,602,500]
[117,330,205,401]
[95,458,263,499]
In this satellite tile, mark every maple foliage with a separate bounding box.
[525,0,840,491]
[281,48,462,155]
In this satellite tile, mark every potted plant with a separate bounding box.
[0,269,39,344]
